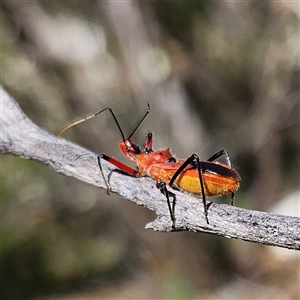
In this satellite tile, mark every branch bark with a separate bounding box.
[1,85,299,250]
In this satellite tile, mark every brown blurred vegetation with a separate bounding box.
[1,1,299,299]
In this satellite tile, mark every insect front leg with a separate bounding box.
[156,181,176,229]
[98,154,141,194]
[207,149,235,205]
[169,154,209,224]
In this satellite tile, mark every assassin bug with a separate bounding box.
[58,104,241,226]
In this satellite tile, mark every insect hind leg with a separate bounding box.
[207,149,236,206]
[207,149,232,167]
[230,192,235,206]
[156,181,176,228]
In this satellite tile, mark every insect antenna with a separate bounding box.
[58,104,150,141]
[127,103,150,140]
[57,107,126,141]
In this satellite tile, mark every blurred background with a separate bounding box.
[1,1,299,299]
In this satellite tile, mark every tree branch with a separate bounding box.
[1,85,299,250]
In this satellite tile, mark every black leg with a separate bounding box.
[207,149,236,206]
[156,181,176,228]
[169,153,209,224]
[230,192,235,206]
[207,149,232,167]
[97,155,111,194]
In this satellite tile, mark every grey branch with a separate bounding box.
[1,86,299,251]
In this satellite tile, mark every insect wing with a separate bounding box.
[201,161,241,181]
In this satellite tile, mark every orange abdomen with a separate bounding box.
[149,164,240,197]
[175,170,239,196]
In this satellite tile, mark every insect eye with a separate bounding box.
[167,157,176,163]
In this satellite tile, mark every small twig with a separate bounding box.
[1,85,299,250]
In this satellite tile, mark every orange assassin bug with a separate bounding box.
[58,104,241,226]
